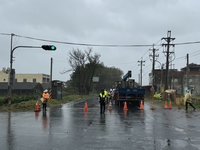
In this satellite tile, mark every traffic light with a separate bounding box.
[42,45,56,51]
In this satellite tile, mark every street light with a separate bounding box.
[8,45,56,104]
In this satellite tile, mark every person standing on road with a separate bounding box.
[104,89,108,103]
[184,90,196,111]
[99,89,106,114]
[42,89,50,111]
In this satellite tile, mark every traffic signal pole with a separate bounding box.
[8,45,56,104]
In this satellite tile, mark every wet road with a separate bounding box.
[0,97,200,150]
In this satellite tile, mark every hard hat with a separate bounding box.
[44,89,48,93]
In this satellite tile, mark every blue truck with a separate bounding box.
[113,71,145,107]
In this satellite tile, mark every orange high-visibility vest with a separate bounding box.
[43,93,50,100]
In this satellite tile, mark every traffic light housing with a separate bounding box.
[42,45,56,51]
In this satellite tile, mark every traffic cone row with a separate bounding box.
[164,100,173,109]
[34,100,40,112]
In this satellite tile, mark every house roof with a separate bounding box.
[0,82,42,90]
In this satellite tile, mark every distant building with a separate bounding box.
[150,63,200,96]
[0,71,50,84]
[0,71,50,95]
[0,82,43,95]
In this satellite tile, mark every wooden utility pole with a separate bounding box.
[162,31,175,90]
[50,57,53,89]
[149,44,159,89]
[186,53,189,89]
[8,33,14,104]
[138,58,145,86]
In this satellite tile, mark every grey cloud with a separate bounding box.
[1,0,200,84]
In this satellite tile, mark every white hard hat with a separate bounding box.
[44,89,48,93]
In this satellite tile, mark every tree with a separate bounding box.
[67,48,123,95]
[93,64,123,91]
[68,48,100,94]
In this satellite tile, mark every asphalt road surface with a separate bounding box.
[0,97,200,150]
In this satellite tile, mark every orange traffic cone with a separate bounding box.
[151,102,155,110]
[123,102,128,110]
[34,100,40,112]
[164,101,168,109]
[169,100,172,109]
[84,102,88,112]
[140,100,144,110]
[108,102,112,110]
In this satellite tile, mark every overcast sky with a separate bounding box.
[1,0,200,85]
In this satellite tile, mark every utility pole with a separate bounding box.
[50,57,53,89]
[186,53,189,90]
[162,31,175,90]
[138,58,145,86]
[160,64,164,90]
[149,44,159,89]
[8,33,15,105]
[172,64,175,89]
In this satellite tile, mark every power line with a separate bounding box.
[2,32,200,47]
[174,41,200,45]
[14,34,154,47]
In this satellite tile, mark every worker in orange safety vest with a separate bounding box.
[42,89,50,111]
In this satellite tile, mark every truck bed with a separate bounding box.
[114,88,145,106]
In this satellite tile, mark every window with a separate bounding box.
[23,78,27,82]
[33,78,36,83]
[43,78,46,83]
[15,79,17,83]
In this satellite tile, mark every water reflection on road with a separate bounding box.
[0,98,200,150]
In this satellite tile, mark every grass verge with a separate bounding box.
[0,94,96,112]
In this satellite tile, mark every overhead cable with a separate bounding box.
[14,34,153,47]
